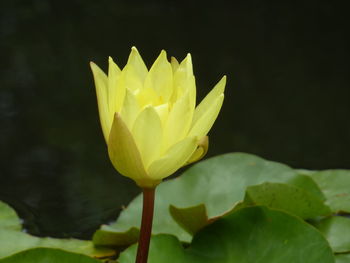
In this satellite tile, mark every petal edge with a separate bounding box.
[108,113,159,188]
[148,137,198,180]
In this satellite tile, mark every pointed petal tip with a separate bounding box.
[220,75,227,92]
[218,93,224,99]
[183,53,193,69]
[108,56,121,71]
[170,56,180,72]
[142,104,153,111]
[112,112,122,124]
[160,49,167,58]
[131,46,139,52]
[89,61,100,72]
[212,76,227,95]
[185,136,209,165]
[129,46,141,57]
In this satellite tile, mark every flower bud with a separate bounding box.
[90,47,225,188]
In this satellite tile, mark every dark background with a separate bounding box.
[0,0,349,239]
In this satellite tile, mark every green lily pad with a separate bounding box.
[242,182,331,219]
[169,204,220,235]
[0,201,114,259]
[94,153,323,247]
[92,227,139,249]
[302,170,350,213]
[0,229,113,259]
[314,216,350,253]
[0,202,22,231]
[0,248,101,263]
[336,254,350,263]
[286,173,326,201]
[119,206,335,263]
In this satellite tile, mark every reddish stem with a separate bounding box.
[135,187,156,263]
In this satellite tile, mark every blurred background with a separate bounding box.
[0,0,349,239]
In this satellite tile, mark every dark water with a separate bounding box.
[0,0,349,239]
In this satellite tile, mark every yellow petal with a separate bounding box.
[108,57,124,113]
[189,94,224,138]
[187,75,196,110]
[128,47,148,78]
[144,50,173,102]
[132,106,163,167]
[147,137,198,180]
[136,87,160,108]
[163,90,194,150]
[120,89,140,130]
[186,136,209,165]
[120,65,142,93]
[90,61,111,143]
[171,54,194,103]
[170,57,179,72]
[177,53,193,77]
[154,103,169,127]
[173,74,197,109]
[108,113,159,188]
[124,47,148,90]
[192,76,226,126]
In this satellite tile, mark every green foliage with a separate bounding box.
[169,204,213,235]
[0,202,22,231]
[335,254,350,263]
[2,153,350,262]
[0,248,101,263]
[314,216,350,253]
[304,170,350,213]
[119,206,334,263]
[0,201,114,260]
[241,182,331,219]
[94,153,322,246]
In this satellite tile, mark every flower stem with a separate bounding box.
[135,187,156,263]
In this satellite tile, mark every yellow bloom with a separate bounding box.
[90,47,225,188]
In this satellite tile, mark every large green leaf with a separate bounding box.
[169,181,330,235]
[0,202,22,231]
[0,229,113,259]
[119,206,335,263]
[336,254,350,263]
[314,216,350,253]
[302,170,350,213]
[94,153,323,247]
[0,201,114,259]
[0,248,101,263]
[242,182,331,219]
[169,204,216,235]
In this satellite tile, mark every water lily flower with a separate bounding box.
[90,47,225,188]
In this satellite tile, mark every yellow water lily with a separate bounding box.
[90,47,225,188]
